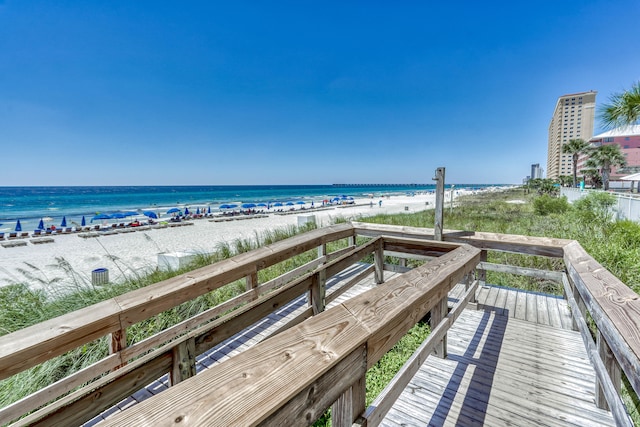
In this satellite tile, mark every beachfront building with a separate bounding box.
[547,91,597,179]
[577,124,640,180]
[530,163,543,179]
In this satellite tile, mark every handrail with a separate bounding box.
[0,222,638,426]
[97,244,482,426]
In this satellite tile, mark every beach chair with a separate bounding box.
[8,232,17,240]
[0,232,4,240]
[32,230,42,237]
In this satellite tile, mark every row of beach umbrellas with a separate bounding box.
[9,197,354,231]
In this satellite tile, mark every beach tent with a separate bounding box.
[143,211,158,219]
[37,219,45,230]
[620,172,640,192]
[15,220,22,232]
[91,213,111,222]
[81,216,86,227]
[61,216,67,228]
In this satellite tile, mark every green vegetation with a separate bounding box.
[562,138,589,187]
[599,81,640,129]
[2,188,640,425]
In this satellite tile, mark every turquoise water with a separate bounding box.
[0,184,502,232]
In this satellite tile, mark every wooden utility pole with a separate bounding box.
[433,167,445,241]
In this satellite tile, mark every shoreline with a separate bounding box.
[0,188,501,291]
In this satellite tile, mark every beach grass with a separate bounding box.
[2,189,640,424]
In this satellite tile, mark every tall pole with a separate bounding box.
[450,184,455,214]
[433,167,445,241]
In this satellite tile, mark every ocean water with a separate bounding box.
[0,184,502,232]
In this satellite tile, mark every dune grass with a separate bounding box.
[2,189,639,424]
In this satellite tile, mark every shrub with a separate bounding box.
[572,192,617,223]
[533,195,569,215]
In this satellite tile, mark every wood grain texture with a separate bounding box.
[564,240,640,398]
[0,299,122,381]
[99,305,368,427]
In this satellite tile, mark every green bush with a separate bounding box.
[572,192,617,223]
[533,195,570,215]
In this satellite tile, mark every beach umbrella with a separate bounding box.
[207,206,211,214]
[123,211,138,217]
[196,207,200,215]
[91,213,111,222]
[241,203,256,209]
[167,208,180,214]
[15,220,22,232]
[257,203,267,207]
[81,216,86,227]
[61,216,67,228]
[219,204,238,209]
[273,202,283,207]
[37,219,45,230]
[111,212,127,219]
[184,207,190,215]
[143,211,158,219]
[286,201,295,206]
[296,201,306,205]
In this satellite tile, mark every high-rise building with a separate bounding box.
[530,163,543,179]
[547,91,596,179]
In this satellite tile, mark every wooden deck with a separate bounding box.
[382,285,615,427]
[85,270,614,427]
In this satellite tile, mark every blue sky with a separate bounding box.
[1,1,639,186]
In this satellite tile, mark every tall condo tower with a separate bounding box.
[547,91,596,179]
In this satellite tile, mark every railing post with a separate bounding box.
[109,328,127,370]
[170,337,196,386]
[433,167,445,241]
[310,269,326,315]
[572,284,586,332]
[476,250,487,288]
[596,330,621,410]
[318,243,327,260]
[374,239,384,284]
[332,365,366,427]
[430,295,448,358]
[246,268,259,300]
[464,272,476,304]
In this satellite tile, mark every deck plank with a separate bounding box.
[380,309,615,427]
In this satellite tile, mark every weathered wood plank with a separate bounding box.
[0,299,122,381]
[16,351,174,427]
[98,305,368,426]
[352,222,570,257]
[343,245,481,368]
[477,261,563,282]
[564,240,640,399]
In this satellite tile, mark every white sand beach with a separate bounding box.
[0,189,497,292]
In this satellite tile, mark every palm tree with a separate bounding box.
[562,138,589,187]
[584,144,627,190]
[599,81,640,128]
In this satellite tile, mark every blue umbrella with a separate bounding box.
[196,207,201,215]
[273,202,283,207]
[286,201,295,206]
[296,201,306,205]
[143,211,158,219]
[219,204,238,209]
[257,203,268,207]
[184,207,190,215]
[81,216,86,227]
[111,212,127,219]
[37,219,45,230]
[123,211,138,217]
[61,216,67,228]
[15,220,22,232]
[207,206,211,214]
[242,203,256,209]
[167,208,180,214]
[91,213,111,222]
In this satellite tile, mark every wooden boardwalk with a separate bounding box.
[87,271,614,426]
[381,285,616,427]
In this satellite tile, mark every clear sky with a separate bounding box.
[1,1,639,186]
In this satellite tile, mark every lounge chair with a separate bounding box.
[8,232,17,239]
[32,230,42,236]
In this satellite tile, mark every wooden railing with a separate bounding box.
[0,222,638,426]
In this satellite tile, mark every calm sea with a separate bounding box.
[0,184,502,232]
